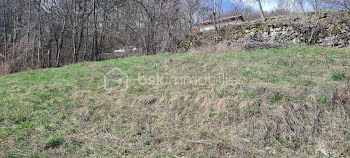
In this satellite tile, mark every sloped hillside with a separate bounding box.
[0,45,350,157]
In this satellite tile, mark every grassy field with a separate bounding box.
[0,45,349,157]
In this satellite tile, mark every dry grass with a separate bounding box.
[189,40,244,54]
[0,45,349,157]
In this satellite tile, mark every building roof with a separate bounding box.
[198,15,244,26]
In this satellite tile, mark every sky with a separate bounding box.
[222,0,279,12]
[223,0,314,13]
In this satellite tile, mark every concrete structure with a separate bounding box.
[196,16,244,32]
[114,46,138,53]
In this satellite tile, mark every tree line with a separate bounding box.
[0,0,348,74]
[0,0,215,73]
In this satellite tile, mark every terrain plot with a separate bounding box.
[0,45,350,157]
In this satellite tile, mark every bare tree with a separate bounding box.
[323,0,350,10]
[294,0,307,12]
[238,0,266,19]
[270,0,294,16]
[2,0,8,62]
[225,3,260,21]
[213,0,218,42]
[184,0,201,33]
[309,0,323,12]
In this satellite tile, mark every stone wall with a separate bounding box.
[190,10,350,49]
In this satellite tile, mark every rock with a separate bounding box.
[286,26,293,31]
[274,27,282,31]
[292,38,301,44]
[320,12,328,19]
[244,41,281,50]
[280,31,288,35]
[323,36,336,46]
[262,32,269,38]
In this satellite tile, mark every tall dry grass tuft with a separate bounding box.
[0,62,11,75]
[0,39,40,75]
[0,55,40,75]
[189,41,244,54]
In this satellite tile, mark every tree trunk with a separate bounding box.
[93,0,99,61]
[72,0,78,63]
[257,0,265,20]
[47,39,52,67]
[25,0,33,65]
[84,24,88,61]
[32,38,35,67]
[76,0,88,62]
[12,1,18,60]
[37,0,42,66]
[213,0,219,43]
[3,0,8,62]
[83,0,88,61]
[56,18,66,67]
[310,0,318,14]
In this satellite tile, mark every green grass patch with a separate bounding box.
[316,94,327,104]
[45,136,65,148]
[331,72,346,81]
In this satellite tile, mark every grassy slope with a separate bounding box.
[0,45,349,157]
